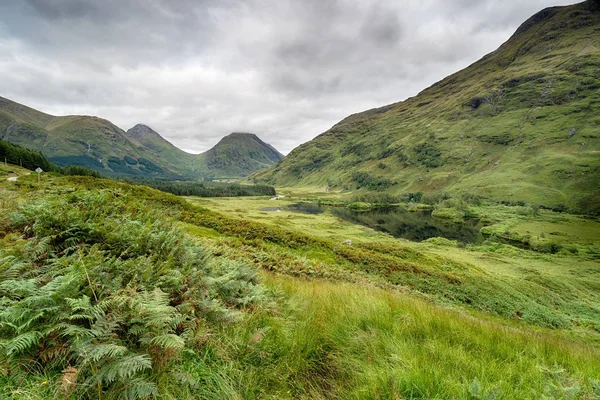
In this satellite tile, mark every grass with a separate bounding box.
[182,274,600,399]
[1,171,599,398]
[184,194,600,336]
[0,163,31,178]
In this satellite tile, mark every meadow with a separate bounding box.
[1,172,599,399]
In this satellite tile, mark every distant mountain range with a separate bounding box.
[254,0,600,211]
[0,96,283,179]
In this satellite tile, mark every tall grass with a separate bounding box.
[184,275,600,399]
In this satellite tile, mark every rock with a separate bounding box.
[342,239,352,246]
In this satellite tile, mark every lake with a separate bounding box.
[286,203,484,244]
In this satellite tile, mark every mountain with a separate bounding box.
[0,97,282,179]
[125,123,198,177]
[197,133,283,178]
[254,0,600,211]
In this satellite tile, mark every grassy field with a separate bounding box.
[1,172,599,398]
[0,162,31,178]
[184,193,600,335]
[179,274,600,399]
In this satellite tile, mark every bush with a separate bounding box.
[351,172,395,191]
[576,194,600,216]
[351,192,398,205]
[399,192,423,203]
[347,202,372,211]
[422,192,452,205]
[413,143,442,168]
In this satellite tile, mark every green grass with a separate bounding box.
[184,195,600,335]
[182,274,600,399]
[0,162,31,177]
[1,172,599,398]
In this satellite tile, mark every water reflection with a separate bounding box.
[287,203,484,244]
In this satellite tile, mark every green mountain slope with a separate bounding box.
[255,0,600,211]
[196,132,284,179]
[0,98,282,179]
[125,123,198,177]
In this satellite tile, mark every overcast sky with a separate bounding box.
[0,0,577,154]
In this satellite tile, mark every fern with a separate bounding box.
[80,344,129,363]
[97,354,153,383]
[3,331,42,356]
[122,377,160,399]
[147,334,185,350]
[0,188,268,398]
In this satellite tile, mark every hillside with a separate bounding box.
[0,98,282,179]
[254,0,600,212]
[197,132,283,179]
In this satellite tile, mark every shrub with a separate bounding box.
[413,143,442,168]
[576,194,600,216]
[135,181,276,197]
[351,172,395,191]
[422,192,452,205]
[347,202,372,211]
[399,192,423,203]
[351,192,398,205]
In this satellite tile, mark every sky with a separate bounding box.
[0,0,578,154]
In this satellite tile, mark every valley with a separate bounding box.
[1,1,600,399]
[1,172,599,399]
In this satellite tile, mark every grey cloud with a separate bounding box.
[360,6,403,46]
[0,0,580,154]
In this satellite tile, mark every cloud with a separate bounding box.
[0,0,577,154]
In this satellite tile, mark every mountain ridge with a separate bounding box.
[0,96,282,179]
[253,0,600,213]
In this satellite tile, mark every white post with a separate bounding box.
[36,167,43,185]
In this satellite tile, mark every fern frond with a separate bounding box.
[80,343,128,363]
[65,296,92,311]
[121,377,159,399]
[97,354,152,383]
[146,334,185,350]
[3,331,41,356]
